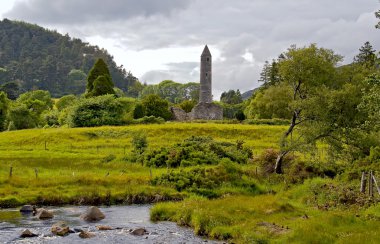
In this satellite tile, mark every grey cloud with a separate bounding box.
[5,0,193,24]
[5,0,380,95]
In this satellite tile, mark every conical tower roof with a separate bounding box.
[201,45,211,56]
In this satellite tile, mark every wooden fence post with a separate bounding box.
[369,171,374,197]
[360,172,367,193]
[34,168,38,179]
[9,166,13,178]
[372,173,380,196]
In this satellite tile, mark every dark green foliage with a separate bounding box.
[66,95,134,127]
[0,81,22,100]
[0,19,138,96]
[86,59,115,97]
[354,42,377,68]
[220,89,243,104]
[235,110,246,121]
[142,94,172,120]
[152,162,262,198]
[0,91,8,130]
[86,59,111,92]
[133,103,145,119]
[7,103,36,129]
[221,103,245,119]
[144,136,253,168]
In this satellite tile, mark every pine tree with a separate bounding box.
[354,41,377,67]
[86,58,115,97]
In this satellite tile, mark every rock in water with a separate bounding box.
[131,228,148,236]
[20,205,34,213]
[20,229,38,238]
[51,221,70,236]
[80,206,105,221]
[79,231,96,239]
[96,225,113,230]
[36,208,54,219]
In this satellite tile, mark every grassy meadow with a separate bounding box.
[0,123,284,207]
[1,122,379,243]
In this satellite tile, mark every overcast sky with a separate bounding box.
[1,0,380,98]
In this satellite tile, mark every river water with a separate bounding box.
[0,205,218,244]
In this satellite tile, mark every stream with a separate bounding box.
[0,205,218,244]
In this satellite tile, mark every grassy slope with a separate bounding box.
[0,123,284,207]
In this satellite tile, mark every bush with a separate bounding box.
[42,110,59,126]
[133,103,145,119]
[144,136,253,168]
[56,95,78,111]
[142,94,172,120]
[65,95,134,127]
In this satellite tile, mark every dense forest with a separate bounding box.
[0,19,138,97]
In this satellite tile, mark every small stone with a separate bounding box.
[80,206,105,221]
[20,205,34,213]
[36,208,54,219]
[131,228,148,236]
[74,228,83,233]
[51,221,70,236]
[79,231,96,239]
[20,229,38,238]
[96,225,113,230]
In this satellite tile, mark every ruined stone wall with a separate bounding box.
[190,102,223,120]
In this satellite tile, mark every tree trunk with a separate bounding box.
[275,151,288,174]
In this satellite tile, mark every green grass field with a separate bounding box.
[1,123,379,243]
[0,123,284,207]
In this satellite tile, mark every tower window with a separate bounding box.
[207,57,210,62]
[205,73,208,77]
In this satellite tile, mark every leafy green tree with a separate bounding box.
[85,58,115,97]
[142,94,172,120]
[220,90,243,104]
[56,95,77,111]
[274,44,342,173]
[245,83,293,119]
[259,59,281,87]
[376,10,380,29]
[0,91,8,131]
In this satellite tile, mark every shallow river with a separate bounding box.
[0,205,218,244]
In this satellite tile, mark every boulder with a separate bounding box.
[80,206,105,221]
[20,229,38,238]
[131,228,148,236]
[36,208,54,219]
[96,225,113,230]
[51,221,70,236]
[79,231,96,239]
[19,205,34,213]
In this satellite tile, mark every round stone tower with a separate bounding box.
[200,45,212,103]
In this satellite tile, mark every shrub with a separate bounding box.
[142,94,172,120]
[144,136,253,168]
[133,103,145,119]
[56,95,78,111]
[65,95,134,127]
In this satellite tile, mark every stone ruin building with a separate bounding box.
[171,45,223,121]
